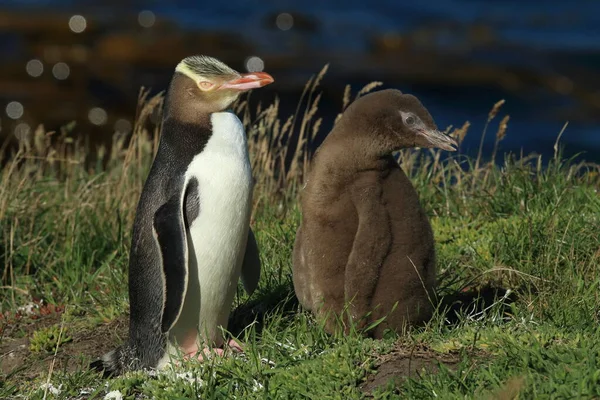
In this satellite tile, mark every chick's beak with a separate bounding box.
[417,128,458,151]
[219,72,274,91]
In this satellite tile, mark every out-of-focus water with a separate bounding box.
[2,0,600,162]
[5,0,600,51]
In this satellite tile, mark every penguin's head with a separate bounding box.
[340,89,457,153]
[171,55,274,114]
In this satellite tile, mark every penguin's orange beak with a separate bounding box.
[219,72,274,91]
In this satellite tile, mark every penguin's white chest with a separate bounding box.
[171,112,253,350]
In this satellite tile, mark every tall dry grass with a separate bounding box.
[1,67,599,307]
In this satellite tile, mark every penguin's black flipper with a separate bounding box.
[241,228,261,295]
[153,192,189,333]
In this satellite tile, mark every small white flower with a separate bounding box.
[40,383,61,395]
[274,341,296,351]
[18,303,38,315]
[252,379,264,391]
[104,390,124,400]
[79,387,93,395]
[261,357,276,366]
[175,371,203,386]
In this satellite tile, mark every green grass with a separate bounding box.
[1,77,599,399]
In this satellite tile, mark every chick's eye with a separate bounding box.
[198,81,214,90]
[405,116,416,126]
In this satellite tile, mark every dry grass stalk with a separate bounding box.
[342,84,352,111]
[475,100,506,177]
[491,115,510,164]
[484,115,511,185]
[356,81,383,99]
[452,121,471,146]
[488,99,505,122]
[496,115,509,141]
[4,70,593,292]
[312,64,329,92]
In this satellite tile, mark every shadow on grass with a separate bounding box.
[228,281,517,396]
[228,281,517,340]
[228,283,299,338]
[438,284,517,326]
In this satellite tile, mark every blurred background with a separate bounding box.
[0,0,599,162]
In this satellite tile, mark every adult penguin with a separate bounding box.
[92,55,273,376]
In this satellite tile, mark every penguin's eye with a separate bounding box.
[404,115,416,126]
[198,81,215,91]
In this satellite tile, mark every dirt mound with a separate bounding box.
[362,343,462,394]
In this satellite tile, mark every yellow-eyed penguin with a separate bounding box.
[91,55,274,376]
[292,89,457,338]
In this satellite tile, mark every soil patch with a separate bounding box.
[0,291,296,387]
[362,343,463,395]
[1,313,127,384]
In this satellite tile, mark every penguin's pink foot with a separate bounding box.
[226,338,244,353]
[183,340,243,362]
[182,347,222,362]
[197,347,225,361]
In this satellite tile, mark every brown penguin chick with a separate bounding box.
[292,89,457,338]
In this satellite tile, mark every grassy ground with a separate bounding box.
[1,73,599,399]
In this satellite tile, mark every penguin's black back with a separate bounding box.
[126,117,212,365]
